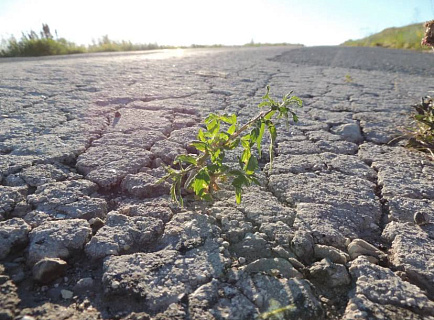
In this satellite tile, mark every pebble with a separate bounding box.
[413,211,429,225]
[61,289,73,299]
[32,258,68,284]
[111,280,120,289]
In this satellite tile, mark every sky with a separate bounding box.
[0,0,433,47]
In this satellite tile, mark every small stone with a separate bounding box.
[314,244,349,264]
[111,280,120,289]
[32,258,67,284]
[114,111,121,118]
[253,293,264,308]
[347,238,385,262]
[309,258,351,288]
[238,257,246,264]
[61,289,73,299]
[73,277,95,293]
[89,217,104,233]
[331,122,364,144]
[413,211,429,226]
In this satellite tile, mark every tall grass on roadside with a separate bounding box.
[1,36,86,57]
[0,24,86,57]
[87,35,166,53]
[342,23,428,51]
[0,24,172,57]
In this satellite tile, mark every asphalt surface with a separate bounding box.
[1,46,434,320]
[273,46,434,76]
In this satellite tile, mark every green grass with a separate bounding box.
[0,34,172,57]
[1,37,86,57]
[1,24,302,58]
[0,24,179,57]
[87,35,176,53]
[341,23,429,51]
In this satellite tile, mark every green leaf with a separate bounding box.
[266,121,277,170]
[250,176,260,185]
[266,121,277,141]
[226,138,240,150]
[193,168,210,197]
[245,155,258,175]
[289,95,303,107]
[241,148,251,164]
[205,113,218,123]
[206,119,220,136]
[170,176,183,206]
[197,129,206,142]
[258,101,271,108]
[174,154,197,165]
[264,110,276,120]
[220,114,237,125]
[219,132,230,142]
[235,187,242,204]
[262,85,271,100]
[227,124,237,135]
[190,141,207,152]
[210,148,222,162]
[241,137,251,150]
[250,127,259,144]
[229,169,248,181]
[257,122,265,157]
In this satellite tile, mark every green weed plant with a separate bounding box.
[407,96,434,159]
[158,86,302,205]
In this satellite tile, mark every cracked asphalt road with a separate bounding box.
[1,46,434,319]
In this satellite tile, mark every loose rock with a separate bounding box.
[347,238,386,263]
[32,258,67,284]
[309,258,351,288]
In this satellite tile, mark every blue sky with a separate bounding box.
[0,0,433,46]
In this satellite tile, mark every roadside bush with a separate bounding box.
[88,35,161,53]
[0,25,86,57]
[1,37,85,57]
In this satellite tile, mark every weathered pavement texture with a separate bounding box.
[1,46,434,320]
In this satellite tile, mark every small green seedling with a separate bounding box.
[157,86,302,206]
